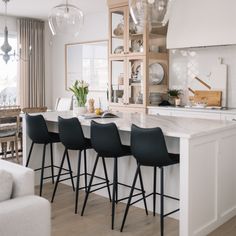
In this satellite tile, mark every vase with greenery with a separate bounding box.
[70,80,89,114]
[167,89,182,106]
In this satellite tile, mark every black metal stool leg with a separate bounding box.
[39,144,46,196]
[51,149,67,202]
[138,166,148,215]
[111,158,118,230]
[153,166,157,216]
[120,164,140,232]
[75,150,82,214]
[115,159,118,204]
[26,142,34,167]
[84,149,88,192]
[160,167,164,236]
[50,143,55,184]
[81,154,99,216]
[66,150,75,191]
[102,157,112,202]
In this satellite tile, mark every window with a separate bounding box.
[0,35,17,106]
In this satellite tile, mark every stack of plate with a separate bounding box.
[149,93,163,105]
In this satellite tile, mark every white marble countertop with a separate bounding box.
[39,111,236,139]
[148,106,236,114]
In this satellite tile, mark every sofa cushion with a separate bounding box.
[0,170,13,202]
[0,160,34,198]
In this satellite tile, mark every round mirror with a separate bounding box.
[149,63,165,85]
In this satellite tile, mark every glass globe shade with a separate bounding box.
[129,0,172,29]
[48,3,84,37]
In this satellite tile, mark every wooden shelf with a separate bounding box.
[148,52,168,60]
[130,82,141,86]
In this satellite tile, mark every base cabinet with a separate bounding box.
[148,107,236,121]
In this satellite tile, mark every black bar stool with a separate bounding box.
[81,120,148,230]
[25,114,62,196]
[120,124,180,236]
[51,117,112,214]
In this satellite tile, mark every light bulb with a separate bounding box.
[148,0,155,4]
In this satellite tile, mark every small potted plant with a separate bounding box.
[167,89,182,106]
[70,80,89,115]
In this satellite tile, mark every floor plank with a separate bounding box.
[37,183,236,236]
[39,183,179,236]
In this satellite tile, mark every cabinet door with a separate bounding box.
[109,59,126,105]
[109,7,128,56]
[126,57,146,106]
[127,12,146,56]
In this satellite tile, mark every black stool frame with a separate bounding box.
[120,124,180,236]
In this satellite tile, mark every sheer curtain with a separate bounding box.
[17,18,45,107]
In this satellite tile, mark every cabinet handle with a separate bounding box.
[232,119,236,121]
[156,113,160,116]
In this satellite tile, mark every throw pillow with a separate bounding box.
[0,169,13,202]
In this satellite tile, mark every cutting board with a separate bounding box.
[188,59,227,106]
[194,90,222,106]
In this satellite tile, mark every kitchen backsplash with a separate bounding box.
[169,45,236,108]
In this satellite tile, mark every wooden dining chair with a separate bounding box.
[0,108,21,163]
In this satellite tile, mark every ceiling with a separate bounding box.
[0,0,107,20]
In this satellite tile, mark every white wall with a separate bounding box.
[169,46,236,108]
[46,10,108,110]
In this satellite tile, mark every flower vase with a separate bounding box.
[73,105,87,116]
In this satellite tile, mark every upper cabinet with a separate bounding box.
[107,0,169,113]
[167,0,236,49]
[109,6,145,57]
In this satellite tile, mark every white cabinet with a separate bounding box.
[148,108,171,116]
[148,107,222,120]
[221,114,236,121]
[172,111,221,120]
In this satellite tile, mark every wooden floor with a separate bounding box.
[38,183,236,236]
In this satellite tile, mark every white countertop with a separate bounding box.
[40,111,236,139]
[148,106,236,114]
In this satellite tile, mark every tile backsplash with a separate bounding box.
[169,45,236,108]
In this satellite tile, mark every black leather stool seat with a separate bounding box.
[25,113,64,197]
[51,117,112,215]
[81,121,147,230]
[120,124,180,236]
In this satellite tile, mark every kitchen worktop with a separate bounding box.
[40,111,236,139]
[148,105,236,114]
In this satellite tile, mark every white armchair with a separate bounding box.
[0,160,51,236]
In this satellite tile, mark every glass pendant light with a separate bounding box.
[129,0,172,29]
[48,0,84,37]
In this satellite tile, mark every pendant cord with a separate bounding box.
[4,0,7,27]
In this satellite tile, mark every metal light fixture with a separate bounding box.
[0,0,32,64]
[129,0,172,29]
[48,0,84,37]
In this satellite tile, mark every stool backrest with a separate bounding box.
[25,114,51,144]
[131,124,171,167]
[58,117,87,150]
[91,120,123,157]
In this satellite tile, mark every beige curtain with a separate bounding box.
[17,18,45,107]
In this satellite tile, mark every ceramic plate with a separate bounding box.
[149,63,164,85]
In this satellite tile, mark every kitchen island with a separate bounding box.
[22,111,236,236]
